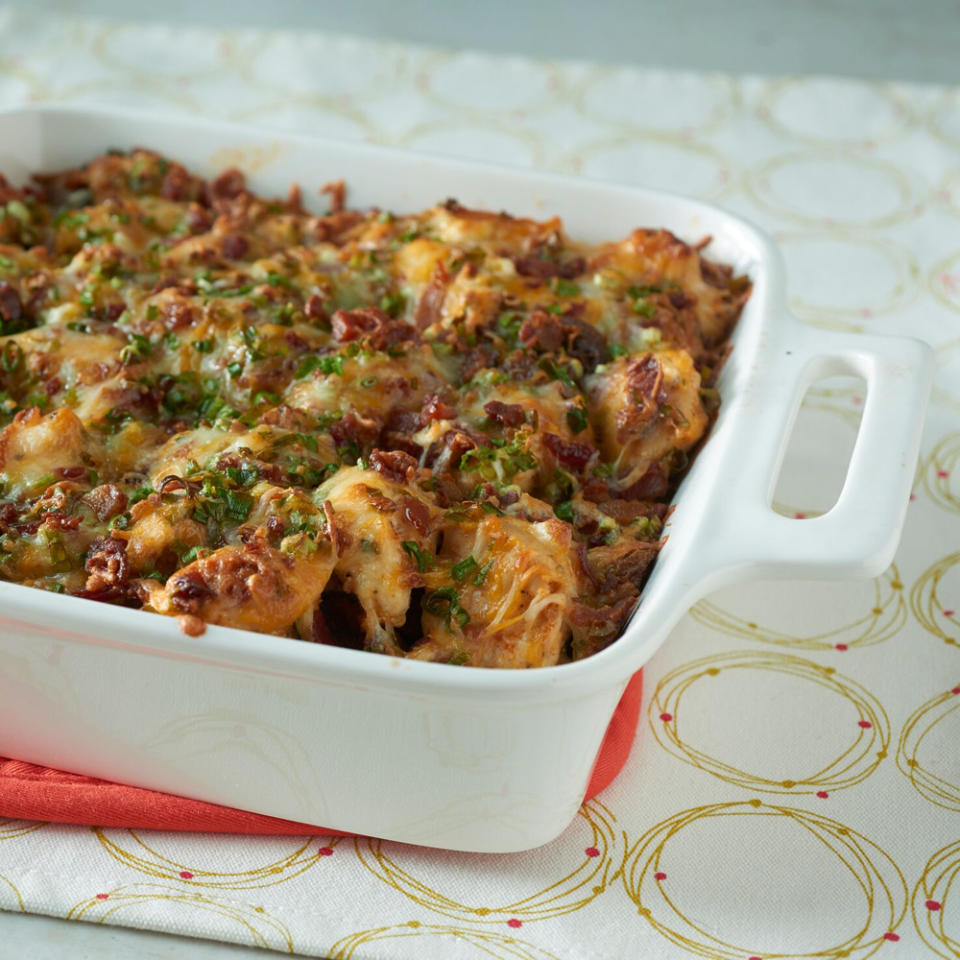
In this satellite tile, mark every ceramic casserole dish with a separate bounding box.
[0,106,934,852]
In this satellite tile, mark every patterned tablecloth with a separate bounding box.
[0,6,959,959]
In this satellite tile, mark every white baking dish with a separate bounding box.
[0,106,933,852]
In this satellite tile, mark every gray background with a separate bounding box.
[6,0,960,83]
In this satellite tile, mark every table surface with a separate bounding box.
[0,2,957,958]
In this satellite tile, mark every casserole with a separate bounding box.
[0,107,933,852]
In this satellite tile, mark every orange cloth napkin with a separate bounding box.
[0,670,642,836]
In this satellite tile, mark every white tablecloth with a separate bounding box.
[0,5,958,958]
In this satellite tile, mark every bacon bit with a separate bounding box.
[616,353,663,439]
[564,317,606,372]
[483,400,525,427]
[519,309,564,352]
[82,536,130,600]
[599,499,668,524]
[160,164,191,202]
[421,393,455,422]
[265,514,286,542]
[84,484,128,522]
[166,568,213,613]
[543,432,595,470]
[460,342,500,381]
[102,302,125,322]
[0,282,22,322]
[44,377,62,397]
[178,614,206,637]
[619,462,670,500]
[415,263,449,329]
[207,168,246,204]
[370,448,418,484]
[331,307,416,351]
[320,179,346,214]
[278,183,300,213]
[330,411,380,451]
[44,514,81,531]
[304,294,327,321]
[163,300,195,330]
[365,488,397,513]
[513,255,585,280]
[185,206,212,234]
[55,466,87,481]
[400,496,430,535]
[322,499,351,551]
[221,233,249,260]
[284,330,308,351]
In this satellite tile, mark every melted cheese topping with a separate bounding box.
[0,150,748,665]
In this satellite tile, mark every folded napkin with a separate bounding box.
[0,671,642,835]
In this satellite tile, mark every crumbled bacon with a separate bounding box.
[519,310,563,352]
[0,282,22,323]
[370,448,418,484]
[81,536,130,600]
[330,411,380,451]
[421,393,455,422]
[323,500,351,551]
[304,294,327,321]
[221,233,249,260]
[320,179,346,214]
[160,164,191,202]
[415,264,449,329]
[616,353,664,439]
[166,568,214,613]
[163,300,195,330]
[618,462,670,500]
[400,496,431,535]
[207,168,246,205]
[512,255,585,280]
[84,484,128,522]
[483,400,525,427]
[185,206,212,234]
[331,307,417,351]
[519,309,607,372]
[542,433,595,470]
[459,342,500,381]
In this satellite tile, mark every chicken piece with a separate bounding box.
[315,460,441,655]
[121,495,207,574]
[409,513,578,668]
[0,407,93,496]
[586,349,707,481]
[143,534,337,635]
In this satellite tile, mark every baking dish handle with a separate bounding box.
[699,321,933,583]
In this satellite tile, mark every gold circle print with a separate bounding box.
[914,841,960,958]
[68,883,294,952]
[745,151,918,229]
[922,434,960,514]
[691,566,905,651]
[648,651,889,795]
[0,819,44,841]
[623,801,907,959]
[0,873,23,912]
[354,800,621,924]
[897,684,960,810]
[757,78,912,146]
[328,922,563,960]
[910,553,960,649]
[93,829,342,889]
